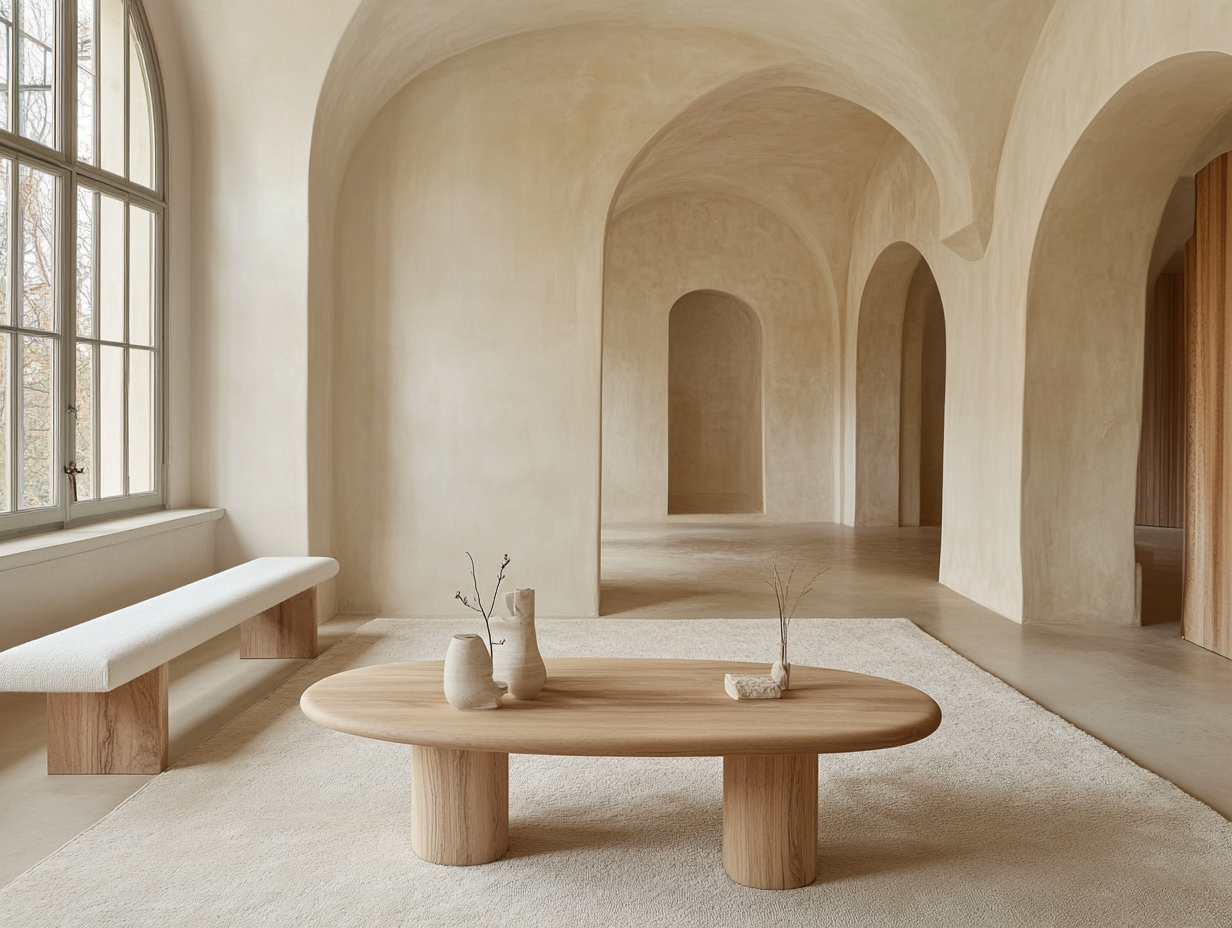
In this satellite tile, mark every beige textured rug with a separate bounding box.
[2,618,1230,927]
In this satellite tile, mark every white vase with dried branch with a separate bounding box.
[447,552,512,710]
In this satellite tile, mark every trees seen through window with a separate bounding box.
[0,0,162,534]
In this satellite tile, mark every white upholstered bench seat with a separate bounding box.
[0,556,338,692]
[0,555,339,775]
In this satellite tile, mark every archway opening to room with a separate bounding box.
[1133,178,1193,625]
[667,290,764,515]
[1021,52,1232,640]
[853,244,947,532]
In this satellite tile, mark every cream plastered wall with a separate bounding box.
[990,2,1232,624]
[0,518,217,651]
[168,0,360,582]
[307,0,1049,617]
[154,1,1039,622]
[331,27,809,616]
[603,192,834,523]
[144,0,1232,627]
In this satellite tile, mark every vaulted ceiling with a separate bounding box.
[311,0,1060,253]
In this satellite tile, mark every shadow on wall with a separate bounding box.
[667,290,763,515]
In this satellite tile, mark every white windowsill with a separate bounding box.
[0,509,225,574]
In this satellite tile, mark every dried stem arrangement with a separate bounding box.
[766,555,826,663]
[456,552,510,654]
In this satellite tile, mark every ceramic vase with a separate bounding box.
[443,633,507,709]
[491,588,547,700]
[772,641,791,691]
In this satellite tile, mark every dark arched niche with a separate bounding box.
[667,290,763,514]
[900,263,947,527]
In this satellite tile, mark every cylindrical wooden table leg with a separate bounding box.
[411,746,509,865]
[723,753,818,889]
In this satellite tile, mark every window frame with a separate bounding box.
[0,0,166,539]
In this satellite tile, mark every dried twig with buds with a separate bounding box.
[456,552,510,654]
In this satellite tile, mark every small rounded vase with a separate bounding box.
[492,588,547,700]
[443,633,507,710]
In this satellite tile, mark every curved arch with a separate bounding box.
[667,289,764,515]
[854,242,949,526]
[1021,52,1232,624]
[603,63,973,250]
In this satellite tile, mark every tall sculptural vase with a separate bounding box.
[492,588,547,700]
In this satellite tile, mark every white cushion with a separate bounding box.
[0,557,338,692]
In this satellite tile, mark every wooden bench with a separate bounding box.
[0,556,338,775]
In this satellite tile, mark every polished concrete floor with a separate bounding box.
[601,522,1232,821]
[2,522,1229,890]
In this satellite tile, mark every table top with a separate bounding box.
[300,658,942,757]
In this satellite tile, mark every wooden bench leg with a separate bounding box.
[47,664,169,775]
[241,587,318,659]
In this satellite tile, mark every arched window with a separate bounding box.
[0,0,163,535]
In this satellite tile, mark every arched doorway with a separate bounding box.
[854,243,946,529]
[1021,53,1232,626]
[667,290,764,515]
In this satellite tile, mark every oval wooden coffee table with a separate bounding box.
[300,657,941,889]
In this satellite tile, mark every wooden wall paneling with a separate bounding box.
[1184,152,1232,659]
[1137,273,1186,527]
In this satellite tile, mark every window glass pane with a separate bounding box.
[0,158,8,327]
[74,342,93,500]
[76,187,94,336]
[99,0,124,176]
[0,331,9,512]
[20,163,56,332]
[18,0,56,148]
[99,192,123,341]
[77,0,96,164]
[0,18,11,134]
[127,347,150,492]
[128,204,151,345]
[19,333,53,509]
[98,343,123,496]
[128,27,152,188]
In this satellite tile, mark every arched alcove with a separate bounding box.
[1021,52,1232,625]
[854,243,947,528]
[667,290,764,514]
